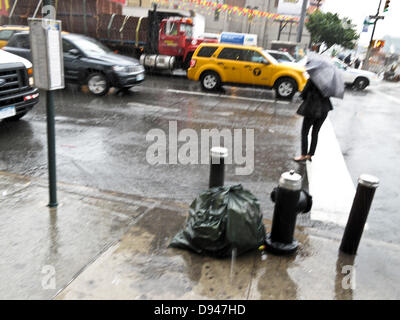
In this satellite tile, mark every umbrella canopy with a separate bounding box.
[305,52,345,99]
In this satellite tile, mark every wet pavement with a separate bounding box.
[1,74,400,299]
[1,171,400,300]
[57,208,400,300]
[0,170,187,299]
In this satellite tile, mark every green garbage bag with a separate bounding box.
[169,184,266,258]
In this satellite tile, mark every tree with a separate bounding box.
[306,11,359,53]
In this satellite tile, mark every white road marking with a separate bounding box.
[306,117,363,228]
[126,102,180,113]
[166,89,289,104]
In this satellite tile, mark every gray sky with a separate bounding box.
[321,0,399,45]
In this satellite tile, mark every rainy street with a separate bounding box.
[1,74,399,244]
[2,0,400,304]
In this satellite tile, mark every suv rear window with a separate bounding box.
[196,46,218,58]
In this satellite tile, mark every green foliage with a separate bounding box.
[306,11,359,51]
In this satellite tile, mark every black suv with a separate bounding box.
[3,32,146,96]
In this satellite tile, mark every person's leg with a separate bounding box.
[294,117,313,161]
[308,114,328,156]
[301,117,313,155]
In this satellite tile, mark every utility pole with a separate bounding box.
[363,0,384,70]
[296,0,308,43]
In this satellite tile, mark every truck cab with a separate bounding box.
[0,49,39,121]
[140,16,217,71]
[158,17,206,68]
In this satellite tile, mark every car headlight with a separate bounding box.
[29,77,34,86]
[134,65,145,73]
[113,65,144,73]
[112,65,127,73]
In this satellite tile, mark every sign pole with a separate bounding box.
[46,89,58,207]
[44,0,57,207]
[30,0,64,207]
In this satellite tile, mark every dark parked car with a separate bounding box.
[3,32,145,96]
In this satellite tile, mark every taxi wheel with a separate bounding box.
[200,71,221,91]
[274,77,297,100]
[87,72,110,96]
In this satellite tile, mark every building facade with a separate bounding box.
[125,0,312,51]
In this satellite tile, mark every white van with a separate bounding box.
[0,49,39,121]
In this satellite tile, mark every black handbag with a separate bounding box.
[297,87,323,118]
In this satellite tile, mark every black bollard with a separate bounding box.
[340,174,379,255]
[209,147,228,188]
[265,170,312,255]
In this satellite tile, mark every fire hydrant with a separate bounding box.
[265,170,312,255]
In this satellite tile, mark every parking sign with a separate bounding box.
[28,18,64,90]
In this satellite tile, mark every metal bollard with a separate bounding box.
[340,174,379,255]
[209,147,228,188]
[265,170,312,255]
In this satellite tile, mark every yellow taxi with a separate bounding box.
[187,43,308,99]
[0,25,29,48]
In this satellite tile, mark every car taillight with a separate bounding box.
[190,59,196,68]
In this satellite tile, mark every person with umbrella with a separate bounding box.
[294,53,344,162]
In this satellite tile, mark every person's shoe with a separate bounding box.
[293,155,308,162]
[305,155,312,162]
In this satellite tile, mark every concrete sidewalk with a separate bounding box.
[1,171,399,300]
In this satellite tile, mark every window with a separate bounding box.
[69,36,110,55]
[8,34,30,49]
[245,50,268,64]
[0,30,14,41]
[179,24,193,38]
[197,46,218,58]
[268,52,293,63]
[165,21,178,36]
[217,48,247,61]
[62,39,76,53]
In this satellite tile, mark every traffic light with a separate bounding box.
[384,0,390,12]
[375,40,385,48]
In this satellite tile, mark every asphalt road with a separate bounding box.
[0,74,399,243]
